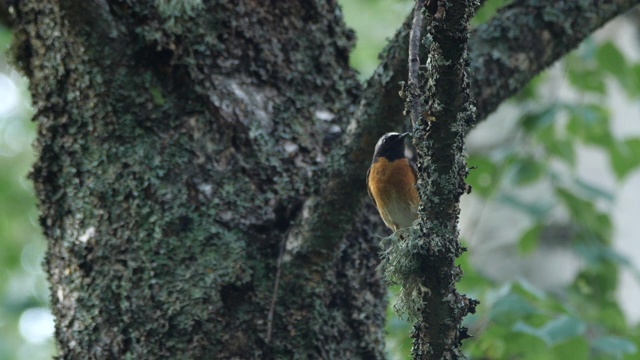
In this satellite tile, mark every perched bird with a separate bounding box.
[366,132,419,231]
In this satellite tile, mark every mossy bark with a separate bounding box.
[411,0,476,358]
[9,1,385,358]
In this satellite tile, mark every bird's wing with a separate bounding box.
[409,160,418,182]
[366,166,378,208]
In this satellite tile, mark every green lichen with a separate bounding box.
[156,0,204,18]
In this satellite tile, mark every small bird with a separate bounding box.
[366,132,419,231]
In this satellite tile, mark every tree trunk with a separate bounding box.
[9,1,385,358]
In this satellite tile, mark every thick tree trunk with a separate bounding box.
[9,1,385,358]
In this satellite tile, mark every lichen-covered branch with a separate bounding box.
[411,0,476,358]
[471,0,640,120]
[408,0,426,128]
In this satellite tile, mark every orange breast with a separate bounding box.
[368,158,419,231]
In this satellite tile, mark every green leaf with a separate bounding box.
[490,293,538,324]
[552,336,589,359]
[547,139,576,167]
[575,241,633,270]
[467,155,498,197]
[596,42,627,79]
[609,138,640,180]
[513,279,547,301]
[573,260,619,304]
[595,42,638,95]
[566,104,614,147]
[521,107,558,133]
[565,51,606,94]
[513,316,585,346]
[575,178,614,203]
[503,331,549,359]
[597,304,629,333]
[510,157,544,185]
[498,194,553,220]
[464,326,509,359]
[568,104,608,125]
[518,224,542,255]
[513,321,546,342]
[556,188,612,240]
[592,336,637,357]
[631,64,640,96]
[540,316,586,345]
[567,67,606,94]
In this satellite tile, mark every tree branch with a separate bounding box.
[408,0,426,128]
[406,0,476,357]
[471,0,640,120]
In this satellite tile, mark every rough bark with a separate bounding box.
[9,1,384,358]
[410,0,476,358]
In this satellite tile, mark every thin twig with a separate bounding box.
[408,0,426,127]
[266,237,286,343]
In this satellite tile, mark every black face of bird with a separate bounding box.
[372,132,410,163]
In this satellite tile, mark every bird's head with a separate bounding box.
[372,132,410,163]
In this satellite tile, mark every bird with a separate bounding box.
[366,132,419,232]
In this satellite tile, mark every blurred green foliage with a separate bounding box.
[465,36,640,357]
[340,0,412,79]
[0,24,55,360]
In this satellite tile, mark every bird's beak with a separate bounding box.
[399,132,410,139]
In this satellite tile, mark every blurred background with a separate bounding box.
[0,21,56,360]
[1,0,639,359]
